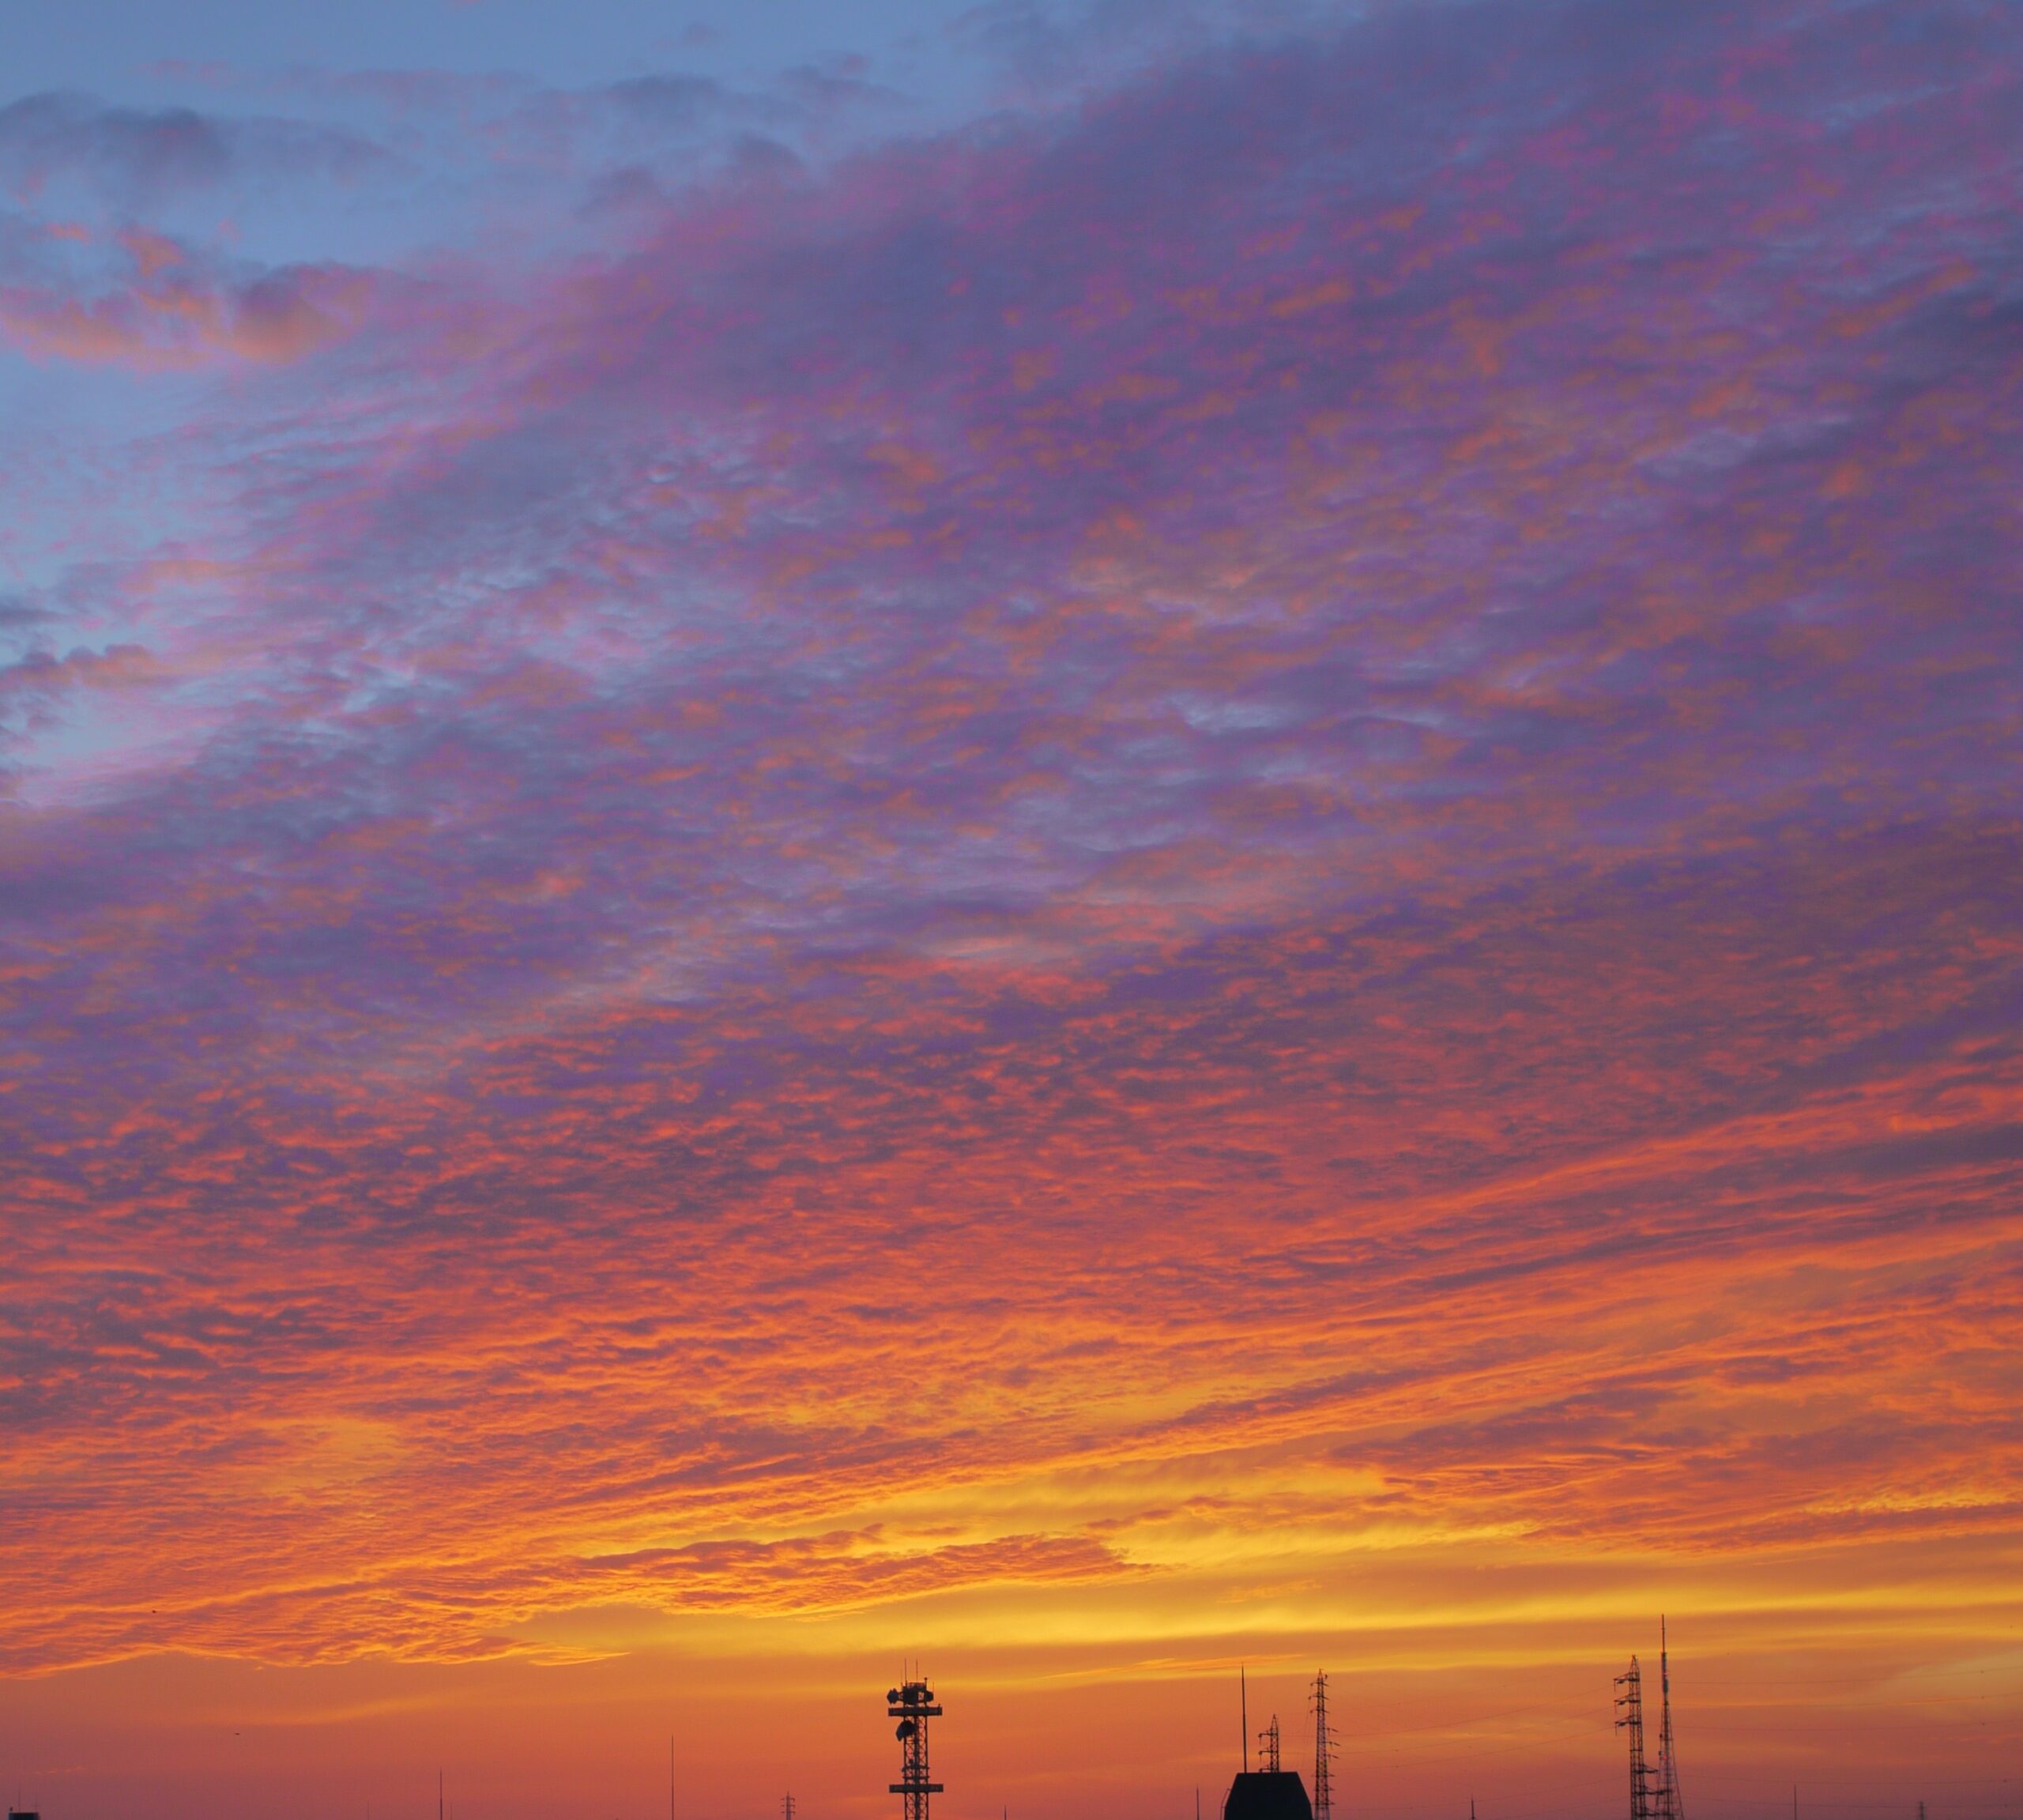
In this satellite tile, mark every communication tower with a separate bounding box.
[1614,1657,1652,1820]
[1311,1674,1336,1820]
[888,1677,944,1820]
[1652,1622,1683,1820]
[1259,1716,1282,1774]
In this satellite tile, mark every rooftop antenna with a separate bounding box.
[439,1772,445,1820]
[1614,1657,1651,1820]
[1260,1716,1282,1775]
[887,1672,944,1820]
[1241,1668,1250,1771]
[784,1796,797,1820]
[1311,1673,1336,1820]
[1653,1620,1684,1820]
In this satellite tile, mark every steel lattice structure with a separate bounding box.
[1615,1657,1652,1820]
[887,1679,944,1820]
[1312,1673,1337,1820]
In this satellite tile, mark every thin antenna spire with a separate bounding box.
[1241,1667,1249,1771]
[1654,1619,1683,1820]
[439,1771,445,1820]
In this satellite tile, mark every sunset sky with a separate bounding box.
[2,3,2019,1819]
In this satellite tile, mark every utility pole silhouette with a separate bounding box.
[1311,1673,1337,1820]
[1614,1658,1652,1820]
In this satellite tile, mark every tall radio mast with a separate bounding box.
[1653,1621,1684,1820]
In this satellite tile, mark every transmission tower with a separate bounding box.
[1311,1673,1337,1820]
[784,1796,797,1820]
[1652,1622,1684,1820]
[1614,1657,1652,1820]
[888,1677,944,1820]
[1258,1715,1282,1774]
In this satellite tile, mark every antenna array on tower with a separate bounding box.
[887,1677,945,1820]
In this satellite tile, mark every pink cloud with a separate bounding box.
[0,244,373,368]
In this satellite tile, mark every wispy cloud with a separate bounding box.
[0,92,388,207]
[0,229,375,367]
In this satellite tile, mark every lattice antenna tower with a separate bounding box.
[1614,1657,1652,1820]
[1311,1673,1337,1820]
[784,1795,797,1820]
[888,1676,945,1820]
[1259,1716,1282,1774]
[1652,1621,1684,1820]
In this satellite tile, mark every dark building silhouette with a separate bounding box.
[1224,1771,1313,1820]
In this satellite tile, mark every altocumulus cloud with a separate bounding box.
[0,0,2018,1675]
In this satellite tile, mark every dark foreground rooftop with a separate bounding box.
[1224,1771,1313,1820]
